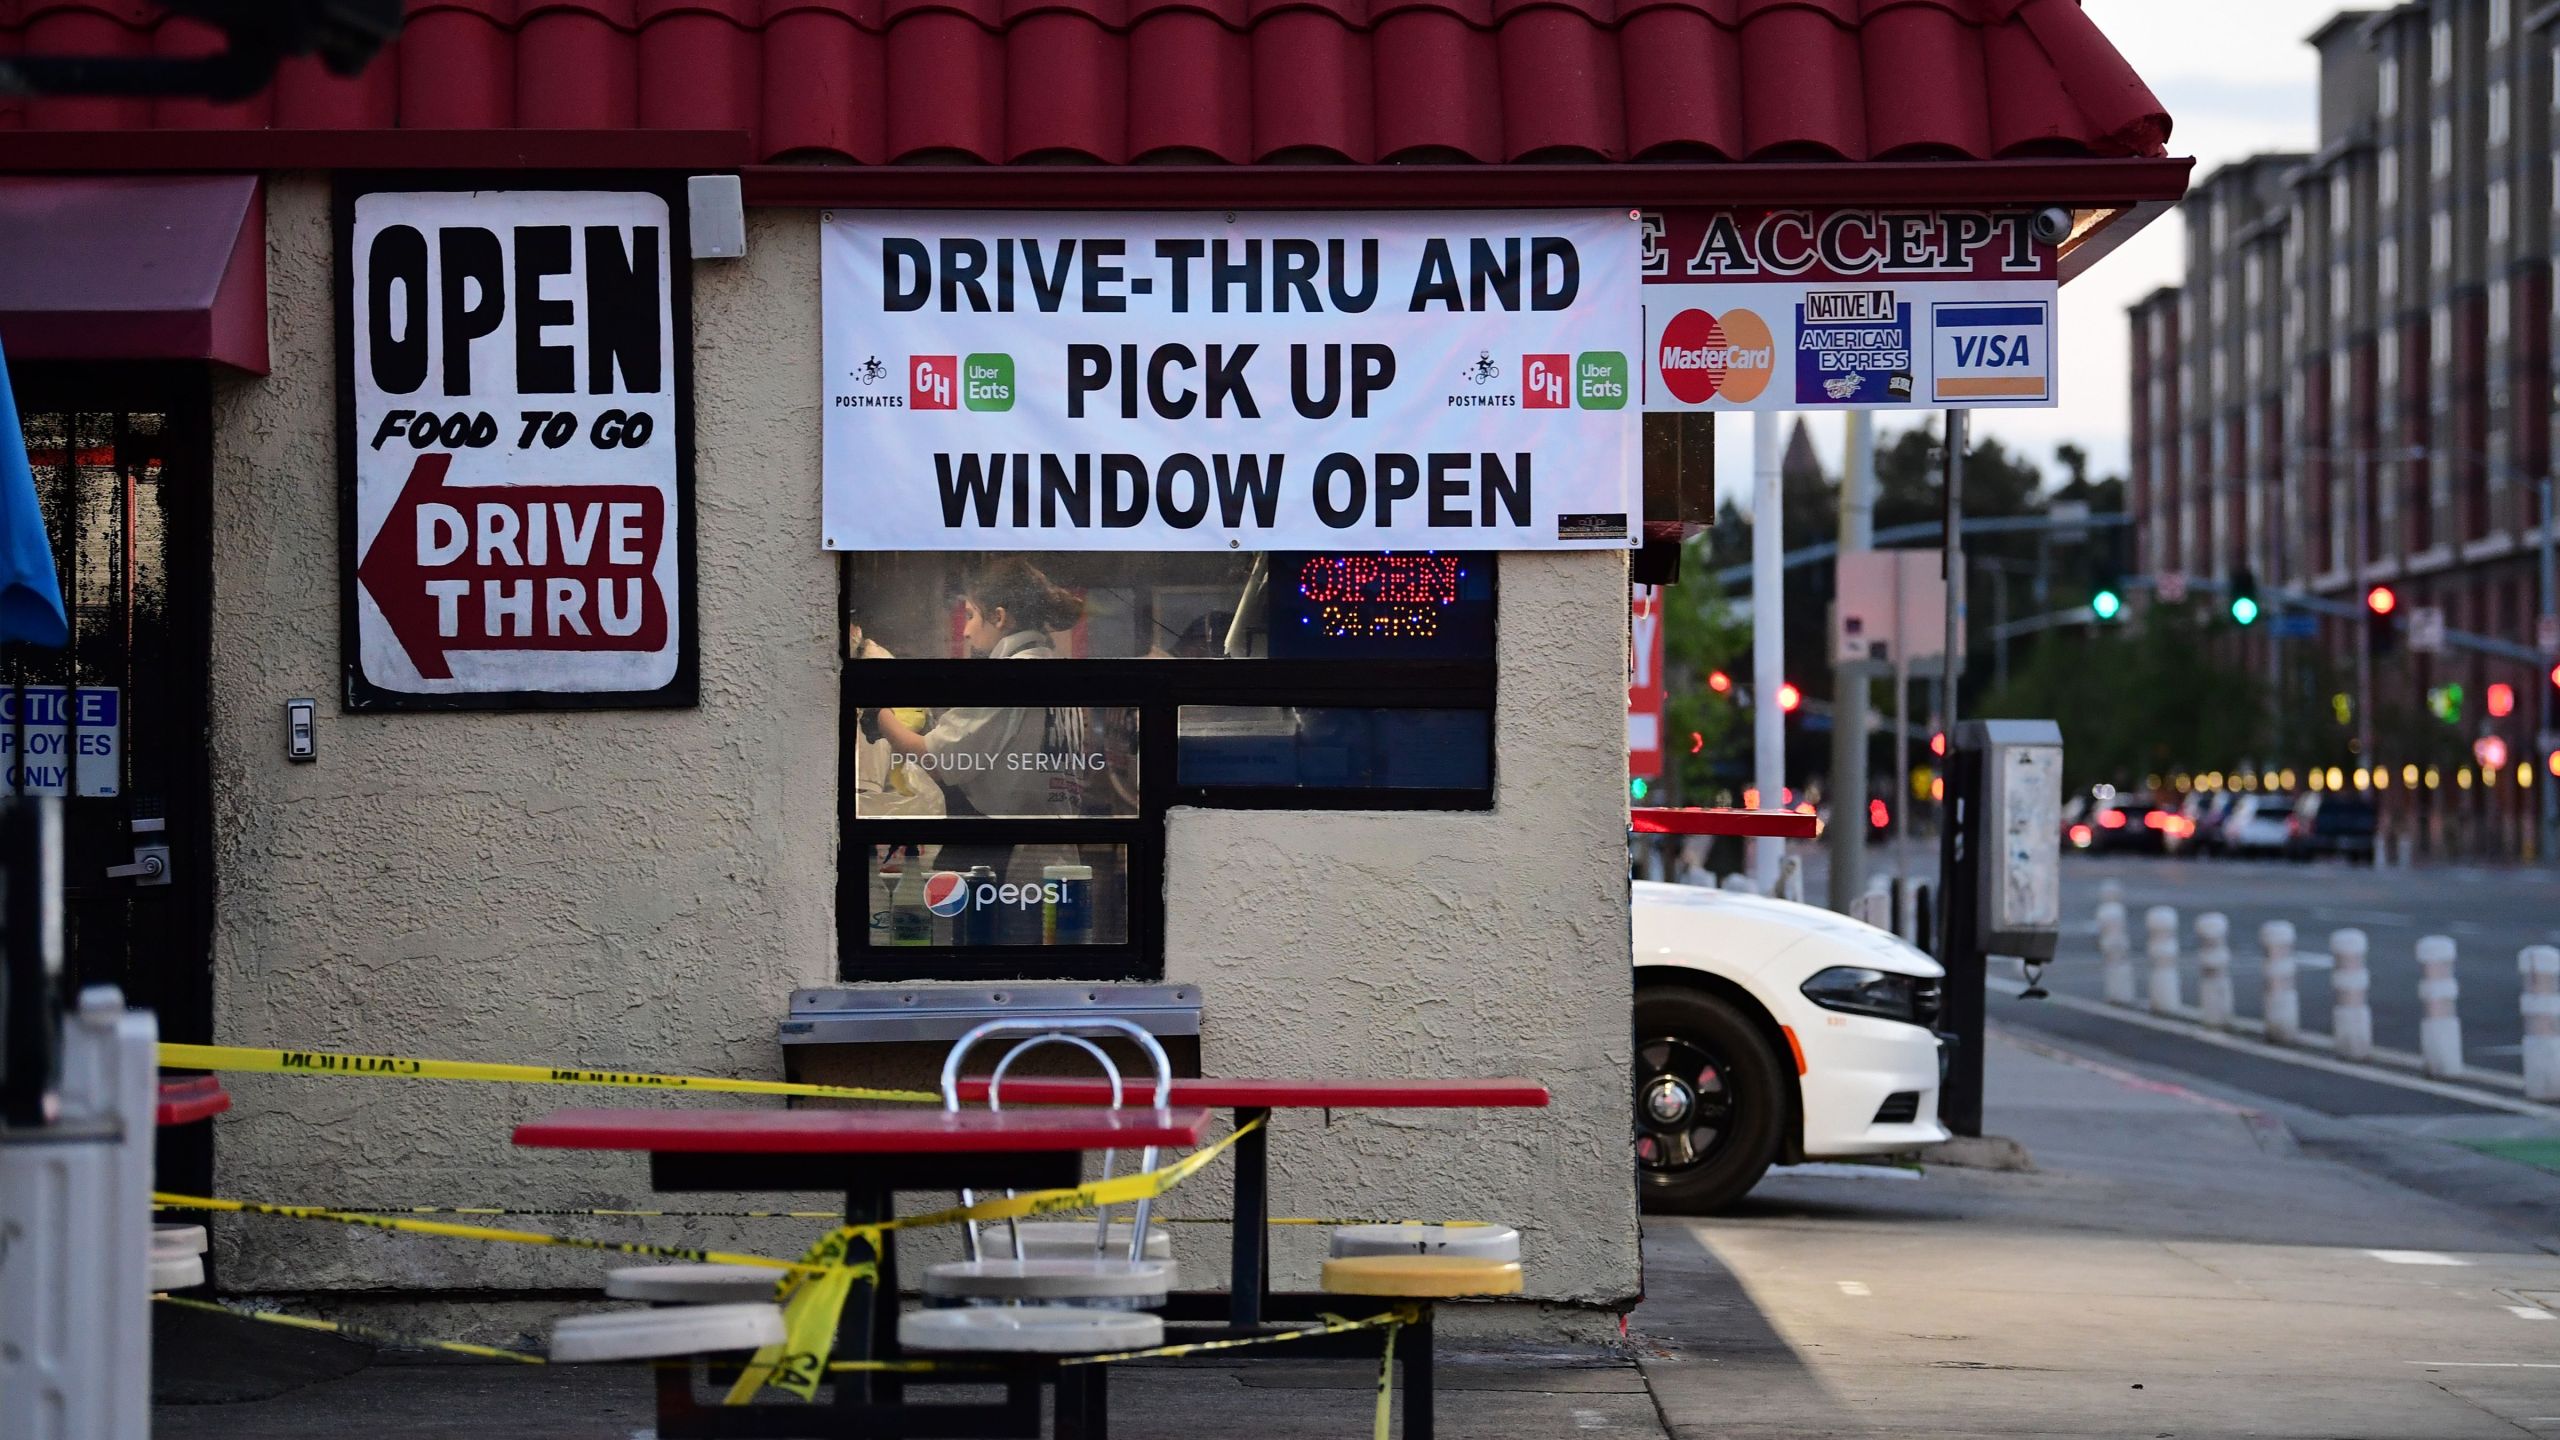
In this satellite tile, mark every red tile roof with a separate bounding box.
[0,0,2171,169]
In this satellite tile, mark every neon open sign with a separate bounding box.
[1294,554,1465,640]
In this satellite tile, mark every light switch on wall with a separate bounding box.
[286,698,316,762]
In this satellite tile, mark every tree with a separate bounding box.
[1659,537,1751,805]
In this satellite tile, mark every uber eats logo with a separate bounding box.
[964,352,1015,412]
[1575,351,1629,410]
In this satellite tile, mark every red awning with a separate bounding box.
[0,0,2172,175]
[0,175,266,373]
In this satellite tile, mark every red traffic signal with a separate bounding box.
[1776,682,1803,713]
[2488,683,2516,719]
[2365,585,2397,616]
[1707,670,1733,694]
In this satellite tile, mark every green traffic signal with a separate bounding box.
[2228,568,2261,626]
[2091,589,2123,621]
[1630,776,1650,801]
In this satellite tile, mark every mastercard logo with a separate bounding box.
[1657,308,1775,405]
[923,871,974,917]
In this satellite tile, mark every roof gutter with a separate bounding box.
[738,157,2197,212]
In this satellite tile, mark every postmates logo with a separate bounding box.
[1522,354,1570,408]
[910,355,957,410]
[1656,309,1775,405]
[924,871,974,916]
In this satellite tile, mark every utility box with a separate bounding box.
[1935,718,2064,1139]
[1961,718,2064,962]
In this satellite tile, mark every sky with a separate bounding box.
[1715,0,2336,499]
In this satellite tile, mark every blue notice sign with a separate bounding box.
[0,685,121,797]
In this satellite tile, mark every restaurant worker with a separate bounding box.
[875,560,1090,941]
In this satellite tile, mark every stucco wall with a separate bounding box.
[203,185,1637,1309]
[1158,551,1640,1307]
[208,177,843,1288]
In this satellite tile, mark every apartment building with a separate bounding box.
[2130,1,2559,858]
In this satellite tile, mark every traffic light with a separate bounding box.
[2228,569,2261,627]
[2365,584,2399,656]
[2090,528,2125,621]
[2488,683,2517,719]
[1630,776,1650,802]
[1776,682,1803,713]
[1707,670,1733,695]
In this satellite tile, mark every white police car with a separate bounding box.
[1633,881,1949,1213]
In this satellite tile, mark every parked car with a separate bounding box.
[2083,797,2171,854]
[2163,792,2212,855]
[2190,791,2242,854]
[1634,882,1949,1213]
[2221,794,2298,855]
[2287,792,2377,861]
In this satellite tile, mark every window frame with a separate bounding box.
[838,573,1501,982]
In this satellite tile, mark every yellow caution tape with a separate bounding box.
[153,1193,836,1276]
[1053,1304,1421,1366]
[158,1042,940,1104]
[876,1113,1262,1237]
[289,1205,1482,1227]
[726,1225,875,1404]
[155,1294,546,1365]
[1373,1315,1402,1440]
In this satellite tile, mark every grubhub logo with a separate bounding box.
[1522,354,1569,408]
[1657,309,1775,405]
[910,356,957,410]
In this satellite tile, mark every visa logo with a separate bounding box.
[1951,333,2034,368]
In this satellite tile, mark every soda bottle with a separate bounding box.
[890,845,933,945]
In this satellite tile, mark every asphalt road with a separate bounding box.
[1791,844,2560,1077]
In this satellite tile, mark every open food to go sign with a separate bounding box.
[821,211,1642,552]
[338,182,695,710]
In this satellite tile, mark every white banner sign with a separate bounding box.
[1639,208,2061,412]
[343,186,692,708]
[0,686,119,797]
[821,211,1642,551]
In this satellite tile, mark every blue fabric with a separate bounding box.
[0,338,67,649]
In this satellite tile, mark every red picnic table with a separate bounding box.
[516,1105,1210,1440]
[953,1077,1550,1336]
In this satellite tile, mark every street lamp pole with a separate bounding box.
[2356,447,2375,765]
[2539,470,2556,864]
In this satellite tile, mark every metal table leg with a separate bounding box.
[1227,1107,1271,1330]
[1403,1309,1434,1440]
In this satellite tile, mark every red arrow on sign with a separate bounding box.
[356,453,669,681]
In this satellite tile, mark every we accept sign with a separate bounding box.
[821,211,1641,551]
[1638,208,2061,413]
[339,183,694,709]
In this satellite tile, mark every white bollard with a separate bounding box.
[2520,946,2560,1102]
[2260,920,2300,1045]
[1854,879,1893,929]
[2146,905,2183,1013]
[2330,929,2372,1060]
[2099,878,2125,908]
[2195,912,2234,1029]
[2417,935,2463,1078]
[2098,899,2135,1006]
[1777,853,1805,904]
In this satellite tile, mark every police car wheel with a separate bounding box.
[1634,987,1784,1215]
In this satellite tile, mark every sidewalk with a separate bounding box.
[1634,1025,2560,1439]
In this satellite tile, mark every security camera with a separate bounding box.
[2030,207,2077,247]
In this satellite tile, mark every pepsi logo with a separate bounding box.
[923,871,974,917]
